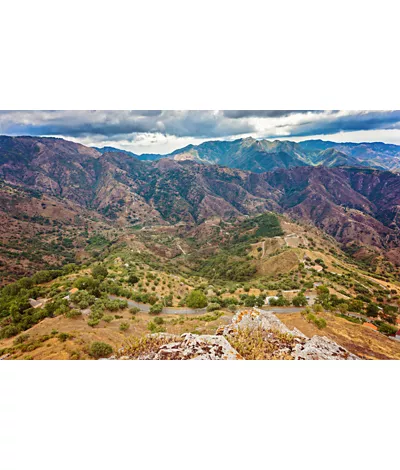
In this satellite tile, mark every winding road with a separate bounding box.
[109,295,308,316]
[108,295,207,315]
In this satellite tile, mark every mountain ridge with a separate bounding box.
[94,137,400,172]
[2,135,400,277]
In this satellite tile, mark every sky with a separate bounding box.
[0,110,400,155]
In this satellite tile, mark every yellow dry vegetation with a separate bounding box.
[277,311,400,360]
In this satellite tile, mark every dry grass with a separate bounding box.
[227,327,296,360]
[0,308,234,360]
[277,311,400,360]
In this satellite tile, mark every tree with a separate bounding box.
[316,285,330,306]
[149,303,163,315]
[377,323,397,336]
[292,293,308,307]
[338,303,348,314]
[127,273,139,285]
[186,290,208,309]
[73,276,101,295]
[92,264,108,280]
[366,303,379,318]
[89,342,113,358]
[312,303,323,313]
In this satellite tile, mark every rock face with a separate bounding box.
[114,308,358,360]
[292,336,358,361]
[115,333,242,360]
[150,333,242,360]
[223,308,358,360]
[221,308,307,339]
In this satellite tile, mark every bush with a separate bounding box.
[292,293,308,307]
[119,322,130,331]
[306,313,327,329]
[149,303,163,315]
[366,303,379,318]
[73,276,101,295]
[378,323,397,335]
[207,302,221,312]
[129,307,140,315]
[312,304,323,313]
[58,332,70,342]
[92,264,108,280]
[13,333,30,345]
[65,309,81,319]
[147,321,166,333]
[103,315,114,323]
[153,317,164,325]
[87,319,100,327]
[0,325,20,339]
[186,290,208,308]
[127,274,139,285]
[89,341,113,358]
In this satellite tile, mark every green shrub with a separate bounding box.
[147,321,166,333]
[306,313,327,329]
[312,304,323,313]
[207,302,221,312]
[186,290,208,309]
[127,273,139,285]
[119,322,130,331]
[92,264,108,280]
[153,317,164,325]
[13,333,30,345]
[378,323,397,335]
[292,293,308,307]
[149,303,163,315]
[0,325,20,339]
[58,332,70,342]
[65,309,81,319]
[89,341,113,358]
[103,315,114,323]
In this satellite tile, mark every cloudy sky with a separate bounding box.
[0,110,400,154]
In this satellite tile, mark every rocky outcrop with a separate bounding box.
[222,308,358,360]
[221,308,307,339]
[292,335,358,360]
[146,333,242,360]
[115,332,242,360]
[112,308,358,360]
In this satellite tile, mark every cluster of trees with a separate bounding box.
[198,254,256,282]
[311,284,399,335]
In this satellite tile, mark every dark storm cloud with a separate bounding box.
[278,110,400,137]
[0,110,253,139]
[0,110,399,142]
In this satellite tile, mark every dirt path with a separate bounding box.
[177,243,186,255]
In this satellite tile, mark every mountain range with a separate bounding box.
[1,134,400,280]
[96,137,400,172]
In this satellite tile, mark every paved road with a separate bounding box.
[108,295,207,315]
[109,295,310,316]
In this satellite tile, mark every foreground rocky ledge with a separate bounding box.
[110,308,358,360]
